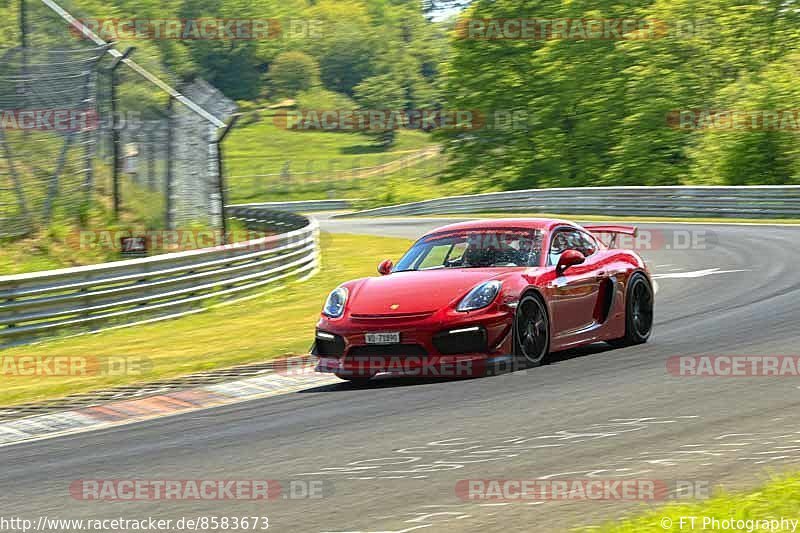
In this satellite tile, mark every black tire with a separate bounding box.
[609,272,653,347]
[513,292,551,368]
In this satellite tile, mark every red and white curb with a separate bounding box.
[0,368,339,447]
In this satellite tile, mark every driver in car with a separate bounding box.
[549,232,569,266]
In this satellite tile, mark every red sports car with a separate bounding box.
[314,218,653,383]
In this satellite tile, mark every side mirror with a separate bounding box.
[556,249,585,274]
[377,259,393,276]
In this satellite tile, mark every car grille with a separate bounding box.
[347,344,428,359]
[313,332,346,357]
[433,327,488,355]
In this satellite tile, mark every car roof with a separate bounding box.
[424,218,578,237]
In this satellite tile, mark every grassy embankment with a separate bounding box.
[223,102,467,207]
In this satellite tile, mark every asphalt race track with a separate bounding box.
[2,217,800,532]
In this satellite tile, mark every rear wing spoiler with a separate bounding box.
[583,225,638,248]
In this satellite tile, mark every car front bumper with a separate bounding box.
[313,309,514,378]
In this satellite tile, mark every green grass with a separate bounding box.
[224,106,459,204]
[580,473,800,532]
[0,232,413,407]
[227,109,433,170]
[0,180,221,274]
[0,231,116,274]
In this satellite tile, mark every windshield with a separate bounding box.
[394,229,543,271]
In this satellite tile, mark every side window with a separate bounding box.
[549,229,596,265]
[549,230,575,265]
[446,242,467,264]
[577,231,597,257]
[417,243,451,269]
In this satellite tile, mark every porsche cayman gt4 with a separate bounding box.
[313,218,653,383]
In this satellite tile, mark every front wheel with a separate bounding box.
[609,272,653,347]
[513,293,551,367]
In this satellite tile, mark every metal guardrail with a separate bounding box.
[230,199,355,213]
[337,186,800,219]
[0,207,319,347]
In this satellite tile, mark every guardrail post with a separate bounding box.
[5,288,17,329]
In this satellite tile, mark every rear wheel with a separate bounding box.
[513,293,551,367]
[609,272,653,347]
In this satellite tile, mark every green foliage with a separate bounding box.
[268,51,321,97]
[1,0,445,108]
[442,0,800,188]
[3,0,797,218]
[354,73,409,147]
[302,0,380,96]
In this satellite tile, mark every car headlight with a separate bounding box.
[323,287,348,318]
[456,281,502,312]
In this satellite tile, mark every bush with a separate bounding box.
[268,52,321,98]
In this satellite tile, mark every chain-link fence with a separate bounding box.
[1,0,238,241]
[171,79,237,230]
[99,66,236,231]
[0,44,106,238]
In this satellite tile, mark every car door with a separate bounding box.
[547,228,604,336]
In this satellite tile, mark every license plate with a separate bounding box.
[365,332,400,345]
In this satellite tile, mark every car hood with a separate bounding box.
[346,268,512,316]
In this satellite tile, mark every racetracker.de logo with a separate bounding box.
[455,18,666,40]
[667,109,800,131]
[273,109,485,132]
[0,109,98,132]
[0,356,151,377]
[318,356,490,378]
[71,18,282,40]
[667,355,800,377]
[69,479,331,501]
[455,479,669,501]
[73,229,275,252]
[592,228,717,252]
[70,480,278,501]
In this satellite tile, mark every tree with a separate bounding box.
[354,74,407,147]
[441,0,800,188]
[302,1,380,96]
[177,0,265,100]
[268,52,320,98]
